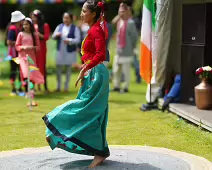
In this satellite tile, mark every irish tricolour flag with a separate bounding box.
[140,0,156,84]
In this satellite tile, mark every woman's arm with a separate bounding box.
[15,33,24,51]
[35,33,40,52]
[52,25,61,40]
[83,28,106,71]
[7,40,15,46]
[112,15,120,25]
[41,23,51,41]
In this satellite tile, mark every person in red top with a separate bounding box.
[42,0,110,168]
[31,10,50,93]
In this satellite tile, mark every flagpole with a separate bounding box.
[140,0,156,111]
[27,55,32,111]
[150,83,152,103]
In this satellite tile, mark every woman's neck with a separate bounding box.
[15,23,20,28]
[88,20,95,27]
[24,30,31,34]
[65,23,72,26]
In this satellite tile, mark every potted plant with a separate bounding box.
[195,66,212,110]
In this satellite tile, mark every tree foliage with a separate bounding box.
[132,0,143,16]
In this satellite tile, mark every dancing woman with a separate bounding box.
[42,0,110,168]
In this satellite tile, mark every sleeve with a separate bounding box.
[84,28,106,71]
[35,33,40,52]
[67,26,81,45]
[7,30,16,41]
[15,32,23,52]
[112,15,120,25]
[52,25,60,40]
[129,21,138,49]
[43,23,51,41]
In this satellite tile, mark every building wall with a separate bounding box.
[168,0,212,76]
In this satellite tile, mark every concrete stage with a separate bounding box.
[0,146,211,170]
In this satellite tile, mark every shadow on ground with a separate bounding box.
[0,148,192,170]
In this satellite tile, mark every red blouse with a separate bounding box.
[81,21,106,71]
[34,23,50,41]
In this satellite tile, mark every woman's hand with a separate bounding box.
[21,46,28,50]
[75,68,86,88]
[38,32,44,39]
[7,40,15,46]
[22,46,34,50]
[20,46,25,50]
[64,39,70,44]
[72,63,82,70]
[55,32,61,37]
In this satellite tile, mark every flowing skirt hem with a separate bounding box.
[42,115,110,157]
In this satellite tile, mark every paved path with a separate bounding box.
[0,146,211,170]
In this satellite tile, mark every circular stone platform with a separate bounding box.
[0,146,211,170]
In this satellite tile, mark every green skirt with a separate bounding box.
[42,64,110,157]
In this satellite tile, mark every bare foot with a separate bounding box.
[88,155,107,169]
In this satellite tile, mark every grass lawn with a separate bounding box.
[0,38,212,162]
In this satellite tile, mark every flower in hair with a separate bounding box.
[97,1,104,10]
[33,9,40,16]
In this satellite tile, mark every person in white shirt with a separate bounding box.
[112,3,138,93]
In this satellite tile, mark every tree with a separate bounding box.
[133,0,143,16]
